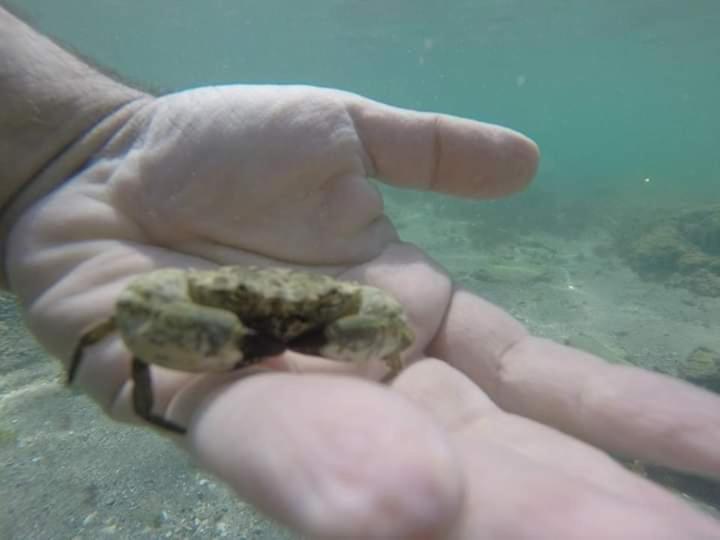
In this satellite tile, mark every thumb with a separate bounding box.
[182,372,463,539]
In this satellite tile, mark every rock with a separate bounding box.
[678,346,720,392]
[617,204,720,297]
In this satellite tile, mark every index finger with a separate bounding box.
[344,93,539,198]
[430,289,720,481]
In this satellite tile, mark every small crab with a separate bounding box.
[69,266,415,433]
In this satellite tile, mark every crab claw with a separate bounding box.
[235,331,287,368]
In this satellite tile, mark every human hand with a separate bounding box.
[6,85,719,538]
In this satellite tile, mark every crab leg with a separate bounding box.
[131,358,187,434]
[68,317,117,383]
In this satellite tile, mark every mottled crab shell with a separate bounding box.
[186,266,363,341]
[112,265,414,374]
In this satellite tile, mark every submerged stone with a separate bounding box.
[678,346,720,392]
[618,204,720,296]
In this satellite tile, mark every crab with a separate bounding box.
[69,266,415,433]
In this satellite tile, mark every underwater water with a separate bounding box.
[1,0,719,538]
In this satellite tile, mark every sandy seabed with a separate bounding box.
[2,202,719,539]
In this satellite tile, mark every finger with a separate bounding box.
[429,289,720,480]
[393,359,689,498]
[342,92,539,198]
[178,372,463,539]
[497,337,720,478]
[393,359,720,539]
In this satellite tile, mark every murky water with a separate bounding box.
[2,1,719,537]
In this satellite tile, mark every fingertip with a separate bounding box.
[502,129,540,196]
[438,120,540,199]
[299,430,464,540]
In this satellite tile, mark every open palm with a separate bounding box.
[6,85,719,538]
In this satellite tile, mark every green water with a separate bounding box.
[3,1,720,538]
[19,0,720,203]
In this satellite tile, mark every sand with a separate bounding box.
[2,197,719,538]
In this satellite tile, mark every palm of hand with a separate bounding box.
[109,85,398,267]
[100,85,455,371]
[9,85,458,366]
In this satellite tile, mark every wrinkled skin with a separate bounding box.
[7,85,720,539]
